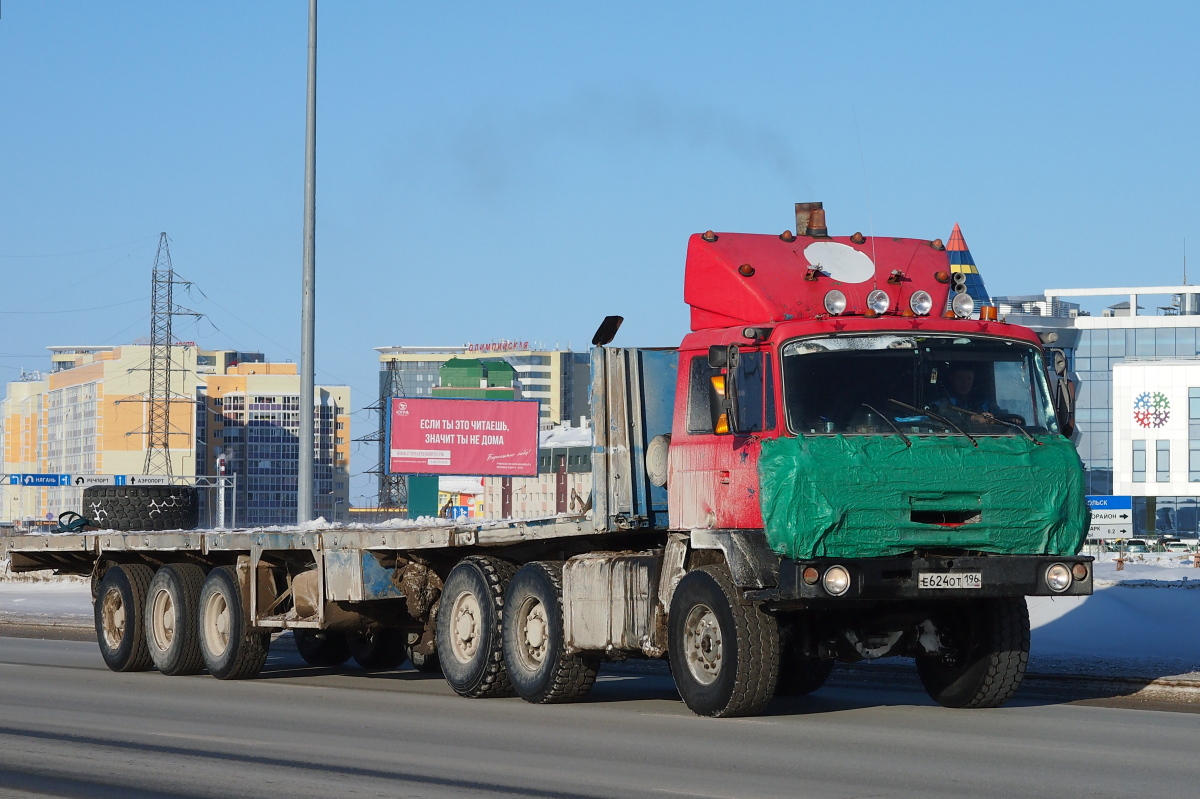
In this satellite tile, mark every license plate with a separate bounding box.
[918,571,982,589]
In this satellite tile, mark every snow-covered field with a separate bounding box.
[3,552,1198,680]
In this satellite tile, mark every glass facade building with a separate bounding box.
[1002,285,1200,533]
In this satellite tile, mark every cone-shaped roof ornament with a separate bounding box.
[944,222,992,311]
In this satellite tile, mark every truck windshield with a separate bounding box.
[780,334,1059,437]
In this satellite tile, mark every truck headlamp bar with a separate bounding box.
[867,290,890,314]
[909,290,933,316]
[823,290,847,315]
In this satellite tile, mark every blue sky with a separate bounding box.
[2,2,1198,503]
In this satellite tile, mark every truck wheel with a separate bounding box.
[198,566,270,680]
[407,644,441,673]
[348,628,405,669]
[145,564,206,676]
[436,555,517,698]
[95,564,155,672]
[294,630,352,667]
[668,563,779,717]
[916,597,1030,709]
[503,562,599,704]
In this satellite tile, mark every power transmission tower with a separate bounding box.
[374,360,407,509]
[141,233,201,476]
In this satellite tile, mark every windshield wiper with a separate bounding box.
[947,405,1040,445]
[887,399,977,447]
[861,403,911,447]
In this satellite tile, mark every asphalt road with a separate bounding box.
[1,634,1198,799]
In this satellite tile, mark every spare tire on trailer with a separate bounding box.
[83,485,199,532]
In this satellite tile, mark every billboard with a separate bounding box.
[388,397,539,476]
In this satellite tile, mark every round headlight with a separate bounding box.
[909,290,933,316]
[1045,563,1071,593]
[951,293,975,319]
[867,290,890,314]
[824,290,847,315]
[823,565,851,596]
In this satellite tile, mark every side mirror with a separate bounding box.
[1051,348,1068,376]
[708,346,741,434]
[1054,376,1075,437]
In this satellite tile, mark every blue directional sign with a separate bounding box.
[8,474,72,487]
[1086,495,1133,510]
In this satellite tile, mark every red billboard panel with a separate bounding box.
[388,397,540,476]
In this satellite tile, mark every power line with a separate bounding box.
[0,297,147,315]
[0,235,159,259]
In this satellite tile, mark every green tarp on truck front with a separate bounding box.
[758,435,1088,560]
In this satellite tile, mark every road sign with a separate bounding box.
[126,475,170,486]
[71,475,123,487]
[1091,509,1133,523]
[1086,495,1133,511]
[1089,523,1132,539]
[8,474,71,487]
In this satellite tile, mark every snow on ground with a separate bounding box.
[0,581,92,627]
[2,550,1198,680]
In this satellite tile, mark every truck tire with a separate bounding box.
[83,485,199,532]
[294,630,352,667]
[95,564,155,673]
[348,628,405,669]
[916,597,1030,709]
[668,563,779,717]
[436,555,517,698]
[144,563,206,676]
[407,644,441,673]
[198,565,270,680]
[503,561,600,704]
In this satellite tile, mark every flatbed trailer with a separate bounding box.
[2,206,1094,717]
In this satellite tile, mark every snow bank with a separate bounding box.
[1028,552,1200,679]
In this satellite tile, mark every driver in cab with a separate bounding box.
[938,365,1001,422]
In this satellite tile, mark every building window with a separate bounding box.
[1191,389,1200,482]
[1133,440,1146,483]
[1156,440,1170,482]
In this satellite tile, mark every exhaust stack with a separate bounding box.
[795,202,828,237]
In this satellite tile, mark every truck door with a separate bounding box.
[715,349,771,529]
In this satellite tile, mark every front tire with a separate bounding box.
[503,562,599,704]
[436,555,517,698]
[667,563,779,717]
[95,564,155,672]
[198,566,269,680]
[145,564,206,676]
[916,597,1030,709]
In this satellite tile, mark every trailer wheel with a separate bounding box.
[916,597,1030,709]
[145,564,206,676]
[436,555,517,698]
[668,563,779,717]
[95,564,155,672]
[348,628,405,670]
[294,630,352,667]
[198,566,270,680]
[503,562,599,704]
